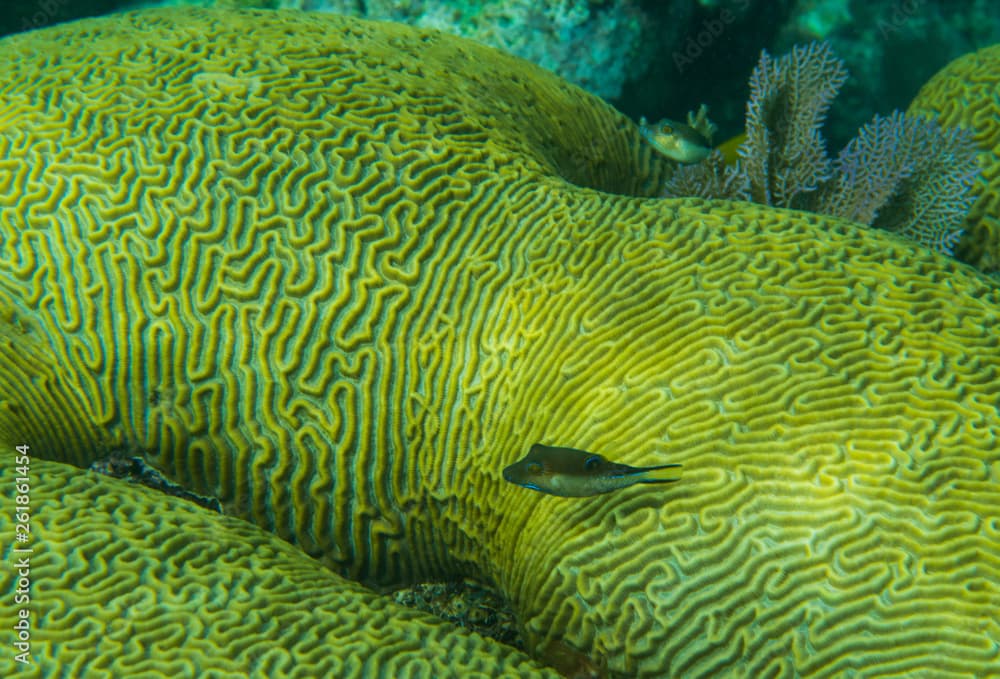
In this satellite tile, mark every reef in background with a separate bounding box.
[124,0,658,100]
[4,0,999,150]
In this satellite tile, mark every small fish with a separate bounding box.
[639,116,713,164]
[502,443,682,497]
[639,103,721,164]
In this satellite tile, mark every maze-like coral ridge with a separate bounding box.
[0,455,556,677]
[0,9,998,677]
[909,43,1000,275]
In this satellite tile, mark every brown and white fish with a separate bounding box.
[503,444,682,497]
[639,116,713,164]
[638,103,721,164]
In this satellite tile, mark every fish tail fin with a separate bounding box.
[637,463,682,485]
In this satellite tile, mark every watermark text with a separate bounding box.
[11,444,32,666]
[674,0,751,73]
[877,0,927,39]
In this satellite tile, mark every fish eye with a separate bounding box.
[660,123,674,134]
[584,456,601,471]
[526,462,543,474]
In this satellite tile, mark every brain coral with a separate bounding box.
[908,43,1000,276]
[0,8,998,678]
[0,455,557,678]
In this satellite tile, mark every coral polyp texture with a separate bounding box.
[0,8,998,677]
[908,43,1000,275]
[0,455,557,678]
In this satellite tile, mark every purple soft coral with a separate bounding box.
[659,42,981,257]
[740,42,847,209]
[817,112,980,254]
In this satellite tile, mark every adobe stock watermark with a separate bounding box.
[10,444,32,666]
[20,0,70,32]
[877,0,927,39]
[673,0,751,73]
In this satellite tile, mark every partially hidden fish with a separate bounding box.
[502,443,682,497]
[639,116,712,164]
[638,103,717,164]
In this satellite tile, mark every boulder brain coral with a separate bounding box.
[908,43,1000,275]
[0,8,998,677]
[0,454,558,678]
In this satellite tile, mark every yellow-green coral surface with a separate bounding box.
[0,8,998,677]
[0,455,557,678]
[909,43,1000,276]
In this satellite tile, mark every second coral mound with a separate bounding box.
[0,8,998,678]
[908,42,1000,275]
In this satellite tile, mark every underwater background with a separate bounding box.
[5,0,1000,147]
[0,1,998,678]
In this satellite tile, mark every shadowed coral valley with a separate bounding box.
[0,457,558,677]
[0,8,998,678]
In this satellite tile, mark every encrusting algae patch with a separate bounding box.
[0,8,998,677]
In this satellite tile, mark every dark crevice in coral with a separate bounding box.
[391,579,522,648]
[89,454,224,514]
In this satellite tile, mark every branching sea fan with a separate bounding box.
[660,42,981,256]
